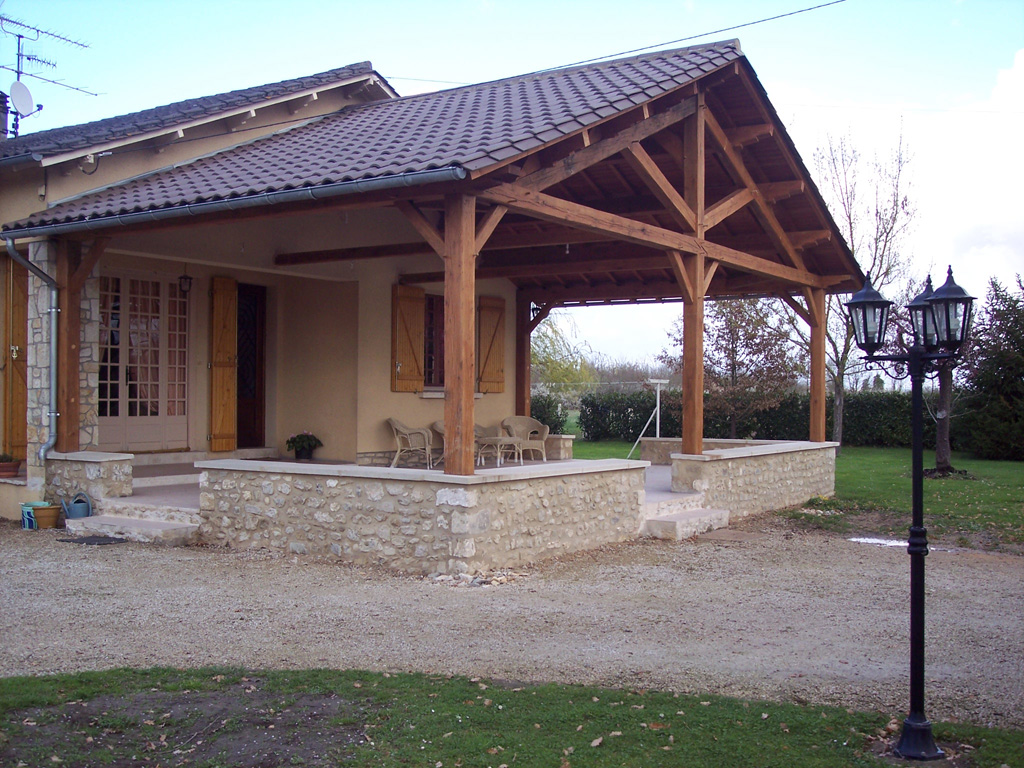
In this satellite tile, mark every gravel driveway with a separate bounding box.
[1,518,1021,730]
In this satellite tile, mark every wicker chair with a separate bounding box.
[501,416,549,461]
[387,418,434,468]
[431,421,495,465]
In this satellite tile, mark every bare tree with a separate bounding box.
[663,298,802,439]
[786,133,916,445]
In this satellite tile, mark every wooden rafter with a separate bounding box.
[704,188,753,230]
[514,96,697,192]
[622,142,696,231]
[477,183,826,289]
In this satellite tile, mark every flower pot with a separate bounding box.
[294,447,314,461]
[27,504,61,529]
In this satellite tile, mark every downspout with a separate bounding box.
[4,237,59,462]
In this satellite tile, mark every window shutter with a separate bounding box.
[477,295,505,393]
[209,276,238,452]
[392,284,425,392]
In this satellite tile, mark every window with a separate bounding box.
[391,285,505,393]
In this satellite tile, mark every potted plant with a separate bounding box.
[286,431,323,461]
[0,452,20,478]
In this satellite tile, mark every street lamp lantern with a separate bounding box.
[846,266,974,762]
[846,278,893,354]
[907,276,938,352]
[929,266,974,352]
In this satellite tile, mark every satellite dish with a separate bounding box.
[9,81,35,116]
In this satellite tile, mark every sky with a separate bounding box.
[2,0,1022,363]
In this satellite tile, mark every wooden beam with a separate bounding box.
[396,201,446,256]
[622,142,696,231]
[703,107,808,273]
[478,184,827,289]
[808,287,827,442]
[443,194,477,475]
[475,204,507,253]
[703,260,719,294]
[789,230,832,249]
[275,242,435,266]
[704,188,753,230]
[761,180,805,203]
[225,109,257,132]
[515,292,534,417]
[516,96,697,192]
[69,237,108,294]
[666,249,695,303]
[287,92,318,115]
[777,292,812,325]
[401,253,677,285]
[725,124,773,148]
[681,252,704,456]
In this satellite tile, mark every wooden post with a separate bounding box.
[808,288,827,442]
[443,194,477,475]
[515,291,531,417]
[681,92,706,455]
[55,240,80,453]
[681,253,705,455]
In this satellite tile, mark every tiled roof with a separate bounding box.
[5,42,742,234]
[0,61,377,160]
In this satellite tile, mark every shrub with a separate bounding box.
[530,394,568,434]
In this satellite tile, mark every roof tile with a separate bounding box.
[6,41,742,232]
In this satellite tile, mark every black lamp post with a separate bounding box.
[846,266,974,761]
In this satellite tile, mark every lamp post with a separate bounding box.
[846,266,974,761]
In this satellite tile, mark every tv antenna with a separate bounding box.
[0,15,94,137]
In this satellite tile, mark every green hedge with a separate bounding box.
[529,394,568,435]
[578,389,942,448]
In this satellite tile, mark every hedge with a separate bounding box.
[578,389,942,448]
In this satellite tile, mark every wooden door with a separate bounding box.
[3,258,27,459]
[209,276,238,452]
[235,283,266,449]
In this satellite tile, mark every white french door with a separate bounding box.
[97,274,189,452]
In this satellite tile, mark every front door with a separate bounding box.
[3,258,27,459]
[97,274,189,452]
[236,283,266,448]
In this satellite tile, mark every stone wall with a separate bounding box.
[196,460,646,574]
[640,438,773,465]
[44,452,133,502]
[671,441,837,517]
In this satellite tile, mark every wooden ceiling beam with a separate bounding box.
[515,96,697,192]
[761,180,805,204]
[478,183,827,289]
[704,188,753,230]
[725,124,773,148]
[622,142,696,231]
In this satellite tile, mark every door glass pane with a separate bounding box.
[98,277,121,418]
[128,279,160,417]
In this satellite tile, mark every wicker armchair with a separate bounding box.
[501,416,549,461]
[387,418,434,468]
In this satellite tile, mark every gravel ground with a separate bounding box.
[1,518,1021,730]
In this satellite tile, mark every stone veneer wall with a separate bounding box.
[197,461,646,575]
[24,241,100,492]
[671,441,837,517]
[44,452,133,502]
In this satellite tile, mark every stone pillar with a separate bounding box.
[25,240,55,491]
[78,271,100,450]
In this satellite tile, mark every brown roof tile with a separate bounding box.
[5,41,742,234]
[0,61,378,161]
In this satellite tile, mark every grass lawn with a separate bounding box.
[1,668,1020,767]
[787,447,1024,552]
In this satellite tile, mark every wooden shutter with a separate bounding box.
[209,276,238,452]
[3,257,27,459]
[477,296,505,393]
[391,284,425,392]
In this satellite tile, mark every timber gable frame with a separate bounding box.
[2,41,861,475]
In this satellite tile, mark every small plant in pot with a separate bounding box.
[286,432,322,460]
[0,452,20,478]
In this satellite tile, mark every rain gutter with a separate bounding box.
[0,152,44,169]
[3,238,58,463]
[1,165,468,240]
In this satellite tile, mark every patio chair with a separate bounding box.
[431,421,495,465]
[501,416,549,462]
[387,418,434,469]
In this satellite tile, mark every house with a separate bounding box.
[0,41,859,572]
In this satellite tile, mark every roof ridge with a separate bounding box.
[347,39,742,112]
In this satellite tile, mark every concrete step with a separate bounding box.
[65,514,197,547]
[133,472,201,489]
[642,508,730,541]
[100,494,200,525]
